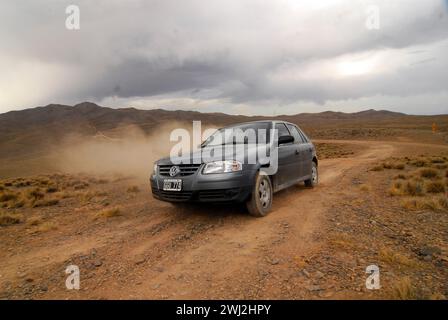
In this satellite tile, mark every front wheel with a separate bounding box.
[304,162,318,187]
[246,173,273,217]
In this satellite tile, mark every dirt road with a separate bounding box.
[1,140,446,299]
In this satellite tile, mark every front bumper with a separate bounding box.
[150,165,257,203]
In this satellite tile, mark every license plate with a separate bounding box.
[163,179,182,191]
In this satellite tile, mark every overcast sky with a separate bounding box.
[1,0,448,115]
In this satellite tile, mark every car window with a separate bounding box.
[202,122,272,146]
[297,127,309,142]
[275,123,290,137]
[286,124,304,144]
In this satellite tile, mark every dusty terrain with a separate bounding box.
[1,138,447,300]
[0,103,447,299]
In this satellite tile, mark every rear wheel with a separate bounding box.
[304,162,318,187]
[246,173,273,217]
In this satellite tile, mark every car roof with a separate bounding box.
[221,120,298,127]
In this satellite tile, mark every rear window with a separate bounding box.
[286,124,304,143]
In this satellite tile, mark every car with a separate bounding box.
[150,120,318,217]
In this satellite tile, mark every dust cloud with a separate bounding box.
[55,121,218,179]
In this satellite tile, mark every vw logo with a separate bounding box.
[169,165,180,177]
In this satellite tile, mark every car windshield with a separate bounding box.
[201,122,272,147]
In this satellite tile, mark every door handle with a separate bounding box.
[295,150,300,155]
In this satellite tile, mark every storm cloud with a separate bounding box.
[1,0,447,114]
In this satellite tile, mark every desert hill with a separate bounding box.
[0,102,446,178]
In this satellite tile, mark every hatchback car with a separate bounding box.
[150,121,318,217]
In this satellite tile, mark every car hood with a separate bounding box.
[157,144,271,166]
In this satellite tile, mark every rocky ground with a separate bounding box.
[0,140,447,299]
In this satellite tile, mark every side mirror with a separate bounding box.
[278,135,294,146]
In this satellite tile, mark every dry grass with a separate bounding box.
[0,191,18,202]
[79,190,108,203]
[96,207,121,219]
[379,247,420,269]
[384,157,447,210]
[35,221,58,233]
[32,198,59,208]
[27,217,42,226]
[400,196,447,211]
[409,159,429,167]
[315,142,362,160]
[430,157,445,164]
[328,234,360,251]
[370,165,384,172]
[74,182,89,190]
[46,186,58,193]
[53,191,74,199]
[425,180,445,193]
[404,180,425,196]
[383,161,405,170]
[0,211,22,226]
[419,168,439,179]
[359,184,371,192]
[388,277,418,300]
[127,185,140,193]
[25,188,44,200]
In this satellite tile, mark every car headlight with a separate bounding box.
[203,160,242,174]
[153,163,158,175]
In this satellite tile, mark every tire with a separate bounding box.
[304,162,318,187]
[246,173,273,217]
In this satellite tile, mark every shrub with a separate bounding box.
[431,157,445,164]
[401,197,447,211]
[419,168,438,179]
[25,188,44,200]
[36,222,57,232]
[127,186,140,193]
[27,217,42,226]
[383,162,393,169]
[0,192,18,202]
[389,182,403,196]
[438,197,448,209]
[74,182,89,190]
[46,186,58,193]
[379,248,419,269]
[390,277,417,300]
[425,181,445,193]
[410,159,428,167]
[404,181,424,196]
[0,211,22,226]
[371,165,384,171]
[8,199,25,209]
[32,199,59,208]
[393,163,405,170]
[394,174,407,180]
[96,208,121,219]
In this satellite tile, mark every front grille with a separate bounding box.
[198,188,240,201]
[152,189,193,201]
[159,164,202,177]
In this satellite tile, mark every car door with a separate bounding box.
[286,124,307,179]
[275,123,299,186]
[297,126,313,177]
